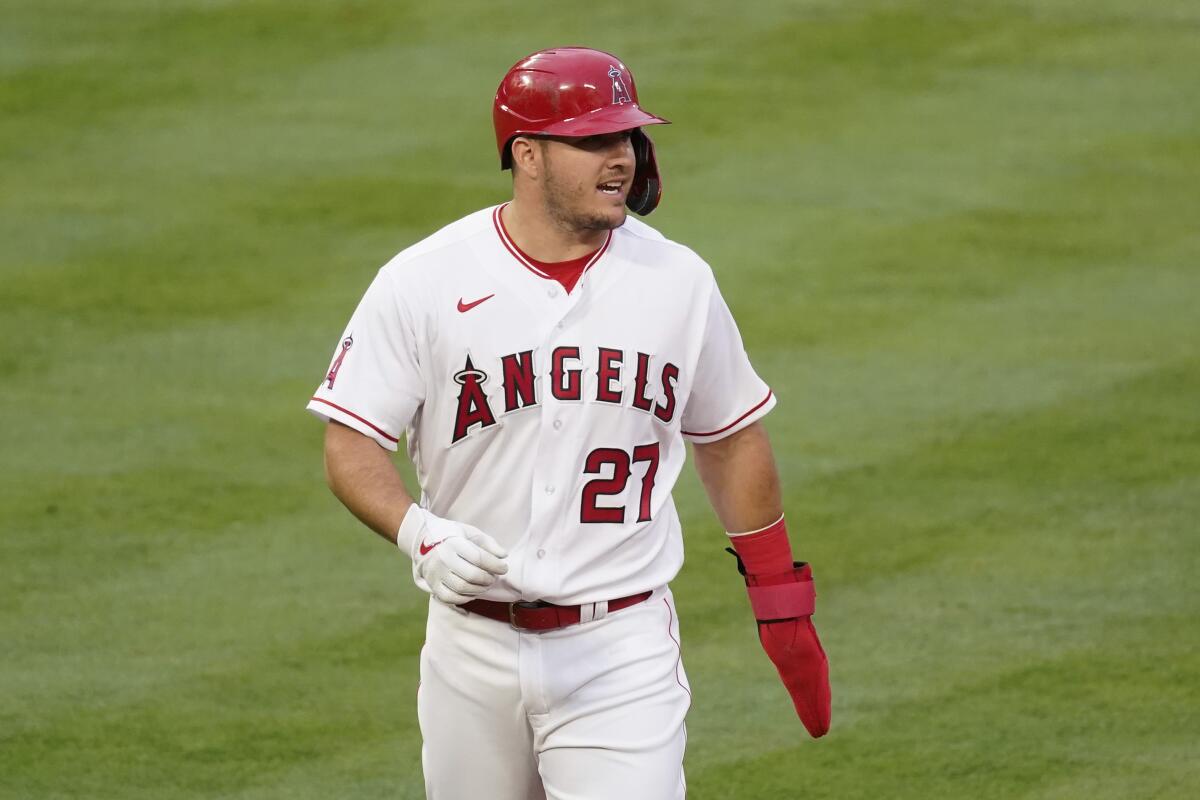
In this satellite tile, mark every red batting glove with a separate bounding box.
[728,517,831,738]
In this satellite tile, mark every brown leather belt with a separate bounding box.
[462,591,653,631]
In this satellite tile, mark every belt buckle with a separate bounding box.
[508,600,546,630]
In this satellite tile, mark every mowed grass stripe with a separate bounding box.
[760,258,1198,479]
[0,2,420,143]
[2,600,427,798]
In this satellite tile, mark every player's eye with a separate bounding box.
[577,132,631,150]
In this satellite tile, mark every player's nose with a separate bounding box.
[603,132,635,168]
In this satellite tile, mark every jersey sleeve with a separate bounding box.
[681,283,776,444]
[306,267,424,451]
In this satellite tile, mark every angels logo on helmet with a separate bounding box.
[608,65,632,105]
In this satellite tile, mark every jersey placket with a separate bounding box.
[519,274,590,600]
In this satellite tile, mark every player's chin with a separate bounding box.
[589,196,627,229]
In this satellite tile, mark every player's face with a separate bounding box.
[537,131,636,233]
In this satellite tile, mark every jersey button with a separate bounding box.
[545,485,555,495]
[546,287,558,298]
[536,549,547,559]
[552,419,563,431]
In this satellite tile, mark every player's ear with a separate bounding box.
[510,136,541,179]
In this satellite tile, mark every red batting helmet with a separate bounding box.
[493,47,670,215]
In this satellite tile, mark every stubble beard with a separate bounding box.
[540,153,625,235]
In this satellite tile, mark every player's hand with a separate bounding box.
[398,506,509,605]
[729,552,832,738]
[757,611,830,738]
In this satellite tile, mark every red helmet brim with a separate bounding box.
[538,104,670,138]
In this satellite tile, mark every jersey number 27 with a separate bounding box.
[580,442,660,524]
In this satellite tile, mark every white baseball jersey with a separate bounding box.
[307,204,774,604]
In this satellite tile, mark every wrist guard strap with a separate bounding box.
[727,549,818,621]
[747,572,816,621]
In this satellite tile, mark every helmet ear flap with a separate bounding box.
[627,128,663,216]
[500,136,514,170]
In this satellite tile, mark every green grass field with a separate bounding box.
[3,1,1198,797]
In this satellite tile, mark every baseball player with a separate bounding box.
[308,46,830,799]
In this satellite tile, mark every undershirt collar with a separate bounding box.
[496,207,603,294]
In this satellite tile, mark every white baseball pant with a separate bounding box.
[417,586,691,799]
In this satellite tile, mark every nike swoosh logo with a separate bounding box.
[418,539,443,556]
[457,294,495,313]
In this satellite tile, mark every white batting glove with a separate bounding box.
[396,505,509,605]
